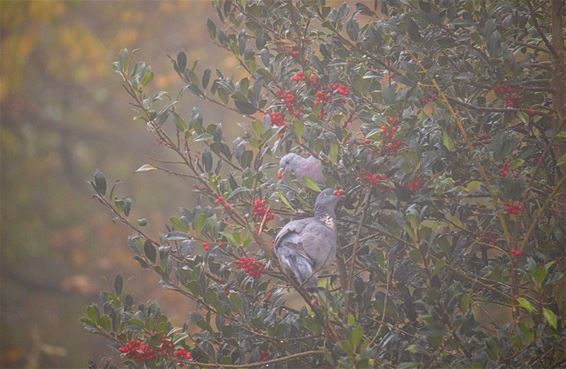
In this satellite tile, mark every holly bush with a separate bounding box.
[83,1,566,368]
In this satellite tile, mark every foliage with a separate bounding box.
[84,0,566,368]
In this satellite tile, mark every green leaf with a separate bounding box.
[173,112,188,132]
[134,255,150,269]
[442,130,455,151]
[177,51,187,72]
[144,240,156,263]
[350,326,363,348]
[240,150,253,168]
[556,153,566,167]
[202,68,212,89]
[114,273,123,295]
[303,176,321,192]
[194,133,214,142]
[406,17,422,42]
[98,315,112,331]
[94,170,107,196]
[234,100,257,115]
[202,151,213,172]
[86,304,99,322]
[276,191,295,211]
[555,131,566,139]
[543,307,557,330]
[517,297,536,313]
[194,213,207,233]
[487,30,501,57]
[207,18,216,39]
[346,17,359,41]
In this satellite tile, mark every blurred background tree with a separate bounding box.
[0,1,240,367]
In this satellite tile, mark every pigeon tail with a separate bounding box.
[277,242,317,292]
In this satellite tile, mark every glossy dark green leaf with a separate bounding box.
[206,18,216,39]
[144,240,156,263]
[114,274,123,295]
[177,51,187,72]
[234,100,257,115]
[406,17,422,42]
[94,170,107,196]
[202,68,212,89]
[202,151,213,172]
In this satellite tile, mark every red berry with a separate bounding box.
[290,71,305,82]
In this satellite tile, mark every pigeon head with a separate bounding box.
[314,188,342,218]
[277,153,301,179]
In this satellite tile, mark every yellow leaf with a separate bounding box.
[422,102,435,117]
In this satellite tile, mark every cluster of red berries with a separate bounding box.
[314,83,349,104]
[274,89,304,118]
[331,82,349,96]
[384,139,403,154]
[502,200,523,215]
[290,71,305,82]
[511,248,522,257]
[500,160,510,177]
[268,111,285,127]
[386,116,401,125]
[380,117,403,154]
[380,124,399,138]
[406,178,423,192]
[214,195,231,210]
[272,112,288,127]
[493,84,521,108]
[362,171,389,187]
[290,71,318,88]
[312,83,349,119]
[173,347,193,367]
[252,199,275,222]
[119,340,157,361]
[314,89,332,105]
[275,89,295,111]
[202,241,209,251]
[118,336,177,362]
[237,257,265,278]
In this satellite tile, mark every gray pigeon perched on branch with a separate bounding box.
[277,153,326,183]
[273,188,342,292]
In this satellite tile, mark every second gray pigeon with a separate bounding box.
[278,153,326,183]
[273,188,341,292]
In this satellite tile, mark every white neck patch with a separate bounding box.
[321,214,335,229]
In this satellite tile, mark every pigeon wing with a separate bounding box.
[274,217,336,270]
[274,218,318,291]
[298,221,337,269]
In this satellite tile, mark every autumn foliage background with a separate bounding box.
[0,2,240,367]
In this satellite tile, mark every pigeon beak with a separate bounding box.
[333,188,345,198]
[277,168,285,180]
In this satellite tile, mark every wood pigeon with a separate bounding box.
[273,188,342,292]
[277,153,326,184]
